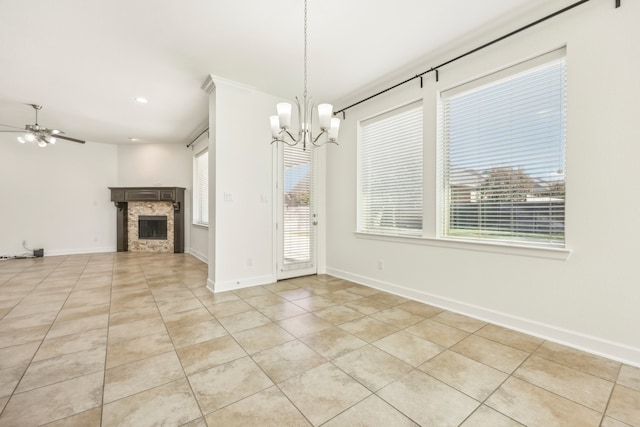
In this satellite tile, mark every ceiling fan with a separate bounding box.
[0,104,86,146]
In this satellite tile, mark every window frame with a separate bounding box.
[438,49,567,249]
[357,100,424,237]
[193,148,209,227]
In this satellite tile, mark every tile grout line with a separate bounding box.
[241,279,411,426]
[2,259,633,426]
[99,253,117,427]
[162,276,213,424]
[189,283,307,423]
[240,282,346,427]
[360,298,621,422]
[597,361,624,426]
[144,254,205,424]
[0,256,80,413]
[103,254,209,425]
[0,255,105,424]
[456,338,547,426]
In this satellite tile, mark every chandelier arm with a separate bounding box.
[311,139,339,148]
[312,129,326,144]
[274,137,300,147]
[283,128,300,142]
[272,130,302,146]
[311,138,339,148]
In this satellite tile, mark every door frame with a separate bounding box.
[274,142,318,280]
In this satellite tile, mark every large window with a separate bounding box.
[359,101,423,236]
[440,50,566,247]
[193,149,209,226]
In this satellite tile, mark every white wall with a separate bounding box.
[117,143,193,252]
[0,135,117,256]
[206,77,280,291]
[0,138,203,258]
[326,1,640,365]
[117,143,192,187]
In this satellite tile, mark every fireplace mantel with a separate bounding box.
[109,187,185,253]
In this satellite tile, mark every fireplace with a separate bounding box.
[138,216,168,240]
[109,187,185,253]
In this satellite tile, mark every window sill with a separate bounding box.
[354,232,571,260]
[192,222,209,229]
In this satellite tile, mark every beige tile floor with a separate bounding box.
[0,253,638,426]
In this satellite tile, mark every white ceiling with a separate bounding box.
[0,0,557,145]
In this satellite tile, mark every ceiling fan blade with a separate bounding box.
[42,128,64,135]
[0,123,25,130]
[55,134,86,144]
[0,130,24,133]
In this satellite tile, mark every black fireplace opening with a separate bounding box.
[138,215,168,240]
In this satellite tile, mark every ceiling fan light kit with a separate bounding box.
[0,104,86,147]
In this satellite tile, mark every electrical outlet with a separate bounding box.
[247,257,253,267]
[377,260,384,270]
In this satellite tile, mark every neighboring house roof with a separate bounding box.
[284,163,310,193]
[448,167,483,187]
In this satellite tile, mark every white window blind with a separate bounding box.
[282,143,314,269]
[194,149,209,225]
[359,101,423,236]
[440,50,566,247]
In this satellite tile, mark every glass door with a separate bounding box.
[277,143,316,279]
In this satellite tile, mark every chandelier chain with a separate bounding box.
[303,0,308,99]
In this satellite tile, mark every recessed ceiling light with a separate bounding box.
[128,137,140,142]
[134,97,148,104]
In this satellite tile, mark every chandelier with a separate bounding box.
[269,0,340,150]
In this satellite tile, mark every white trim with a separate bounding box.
[438,52,567,249]
[208,274,277,293]
[355,232,570,260]
[206,278,216,293]
[441,48,566,98]
[326,267,640,368]
[272,142,279,282]
[357,101,424,237]
[201,75,215,94]
[209,74,256,92]
[187,248,208,264]
[193,148,209,226]
[275,140,318,280]
[40,247,117,257]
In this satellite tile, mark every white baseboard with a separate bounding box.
[326,267,640,368]
[41,247,117,257]
[187,248,208,264]
[207,274,277,293]
[206,278,216,293]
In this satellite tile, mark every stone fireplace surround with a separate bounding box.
[127,201,174,253]
[109,187,185,253]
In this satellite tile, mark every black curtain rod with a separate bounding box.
[186,128,209,148]
[335,0,609,117]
